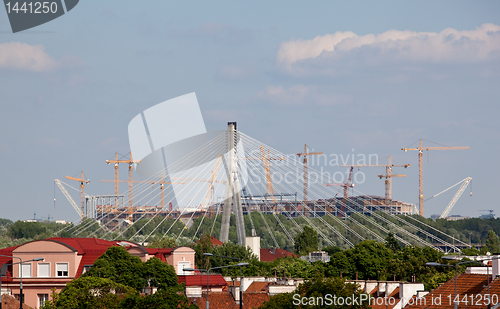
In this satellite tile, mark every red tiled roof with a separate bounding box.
[245,281,269,292]
[48,237,121,254]
[242,292,270,309]
[260,248,296,262]
[196,236,223,246]
[404,273,489,309]
[1,238,179,278]
[178,274,228,287]
[144,248,173,262]
[188,292,269,309]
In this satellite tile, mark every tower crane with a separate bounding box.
[245,147,285,205]
[402,139,470,216]
[326,166,354,215]
[65,171,90,219]
[105,152,142,208]
[341,156,409,205]
[297,144,323,216]
[201,155,223,216]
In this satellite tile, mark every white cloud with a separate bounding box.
[277,24,500,75]
[255,84,353,106]
[0,42,81,72]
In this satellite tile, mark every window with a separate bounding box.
[177,261,190,275]
[38,263,50,278]
[82,265,93,274]
[20,263,31,278]
[38,294,49,307]
[56,263,68,277]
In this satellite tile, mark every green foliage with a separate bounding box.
[191,238,258,277]
[322,246,342,256]
[41,276,136,309]
[119,289,198,309]
[294,226,318,256]
[461,245,480,256]
[486,230,500,253]
[83,246,178,292]
[385,232,402,251]
[259,276,369,309]
[192,234,213,270]
[8,220,47,239]
[147,237,177,248]
[143,257,179,291]
[0,219,13,227]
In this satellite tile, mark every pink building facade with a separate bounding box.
[0,238,195,309]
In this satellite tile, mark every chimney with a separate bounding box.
[228,285,240,304]
[245,233,261,261]
[492,255,500,279]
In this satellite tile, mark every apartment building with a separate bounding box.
[0,237,194,309]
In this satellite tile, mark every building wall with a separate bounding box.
[9,240,82,309]
[13,240,81,278]
[166,247,195,275]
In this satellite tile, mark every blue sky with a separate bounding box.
[0,1,499,222]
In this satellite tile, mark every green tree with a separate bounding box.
[191,233,213,270]
[83,246,178,292]
[143,257,178,291]
[147,237,177,248]
[7,221,46,239]
[385,232,402,251]
[259,276,369,309]
[294,226,318,256]
[42,276,136,309]
[346,240,393,280]
[486,230,500,253]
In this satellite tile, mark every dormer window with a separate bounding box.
[56,263,68,277]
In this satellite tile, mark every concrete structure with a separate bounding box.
[0,237,194,309]
[300,250,330,263]
[245,235,260,261]
[220,122,246,245]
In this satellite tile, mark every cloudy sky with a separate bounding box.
[0,1,499,222]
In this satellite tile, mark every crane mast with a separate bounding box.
[402,139,470,216]
[105,152,142,209]
[341,156,409,205]
[64,171,90,219]
[297,144,323,216]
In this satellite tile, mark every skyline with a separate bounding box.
[0,1,499,222]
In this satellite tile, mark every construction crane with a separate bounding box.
[341,156,409,205]
[201,155,223,215]
[64,171,90,219]
[105,152,142,208]
[246,147,285,205]
[436,177,472,218]
[325,166,354,215]
[54,179,84,218]
[326,166,355,198]
[402,139,470,216]
[297,144,323,215]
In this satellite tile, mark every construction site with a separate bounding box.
[53,120,473,252]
